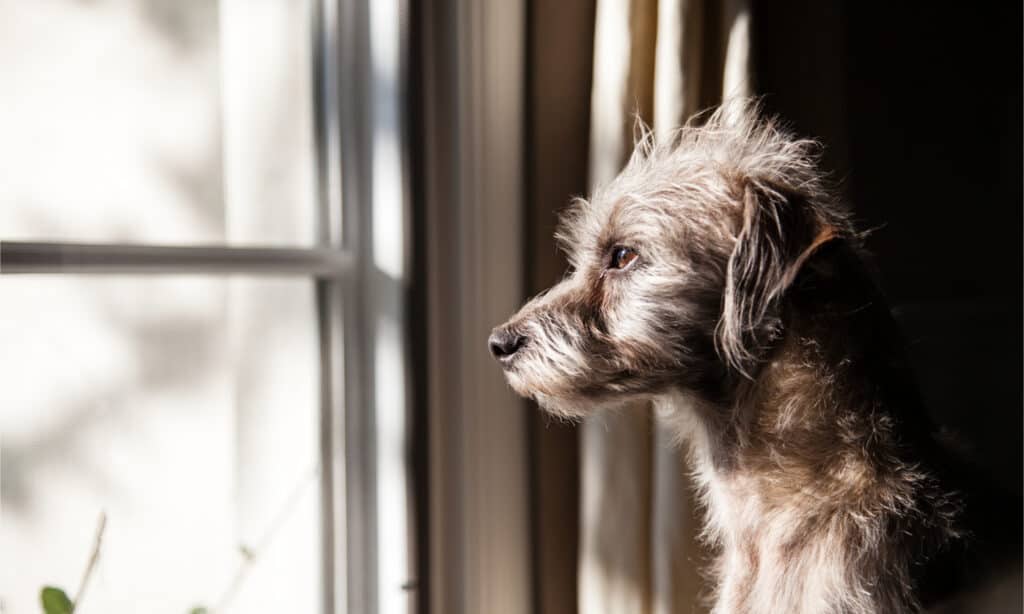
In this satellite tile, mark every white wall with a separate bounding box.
[0,2,323,613]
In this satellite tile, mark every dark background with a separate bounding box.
[754,1,1022,493]
[523,2,1021,612]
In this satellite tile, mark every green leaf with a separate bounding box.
[188,607,210,614]
[40,587,73,614]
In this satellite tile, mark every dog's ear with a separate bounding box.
[717,181,838,376]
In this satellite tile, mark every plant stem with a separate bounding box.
[73,511,107,612]
[213,466,319,613]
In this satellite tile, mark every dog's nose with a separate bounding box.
[488,328,528,361]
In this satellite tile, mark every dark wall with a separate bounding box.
[754,1,1023,492]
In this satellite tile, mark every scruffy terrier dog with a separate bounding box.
[489,105,1020,613]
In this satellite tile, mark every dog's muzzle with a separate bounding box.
[488,326,528,366]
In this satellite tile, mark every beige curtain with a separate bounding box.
[580,1,751,613]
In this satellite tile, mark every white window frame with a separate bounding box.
[0,1,412,613]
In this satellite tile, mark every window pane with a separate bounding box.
[1,276,323,614]
[0,1,318,246]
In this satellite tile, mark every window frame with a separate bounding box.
[0,1,412,613]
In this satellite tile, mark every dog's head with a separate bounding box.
[490,105,848,418]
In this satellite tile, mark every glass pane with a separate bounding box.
[0,276,323,614]
[0,1,317,246]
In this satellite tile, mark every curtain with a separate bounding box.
[579,1,751,613]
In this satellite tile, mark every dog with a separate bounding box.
[489,104,1021,613]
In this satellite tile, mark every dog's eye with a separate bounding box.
[609,246,638,270]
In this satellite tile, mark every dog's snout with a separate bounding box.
[488,328,528,362]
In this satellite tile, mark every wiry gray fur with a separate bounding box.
[489,102,989,613]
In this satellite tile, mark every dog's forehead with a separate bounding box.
[561,186,696,250]
[555,194,662,266]
[555,195,623,252]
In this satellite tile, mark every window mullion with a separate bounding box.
[0,241,352,277]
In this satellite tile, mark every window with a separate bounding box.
[0,2,410,613]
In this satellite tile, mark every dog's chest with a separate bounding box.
[708,481,856,613]
[655,392,889,613]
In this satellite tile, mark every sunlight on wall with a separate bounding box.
[0,2,322,613]
[370,2,412,612]
[0,0,223,244]
[0,278,321,614]
[374,310,410,614]
[370,0,406,281]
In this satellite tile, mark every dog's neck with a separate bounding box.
[659,274,960,613]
